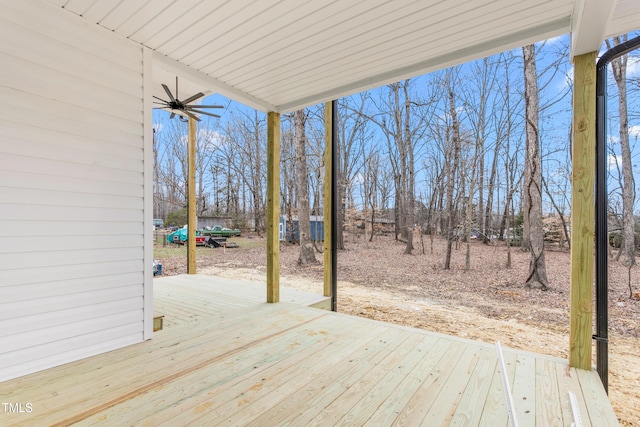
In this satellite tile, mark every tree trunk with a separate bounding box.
[521,124,531,252]
[294,109,317,265]
[484,135,500,242]
[402,81,415,254]
[522,44,548,290]
[609,36,635,268]
[465,196,472,270]
[252,112,264,235]
[506,196,512,268]
[336,152,345,251]
[465,167,475,271]
[444,76,461,270]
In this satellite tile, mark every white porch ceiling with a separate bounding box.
[49,0,640,113]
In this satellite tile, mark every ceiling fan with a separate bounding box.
[153,77,223,121]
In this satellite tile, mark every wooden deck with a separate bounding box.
[0,275,618,426]
[153,274,331,328]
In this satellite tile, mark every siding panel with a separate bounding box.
[1,221,143,237]
[0,297,142,337]
[0,0,147,381]
[0,16,143,96]
[0,188,143,210]
[1,1,142,71]
[0,283,143,320]
[0,204,143,222]
[0,86,142,142]
[0,52,142,122]
[0,327,143,378]
[1,260,144,287]
[0,168,142,196]
[0,109,142,153]
[0,247,144,269]
[0,273,143,304]
[3,307,143,352]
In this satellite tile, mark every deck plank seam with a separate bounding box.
[49,312,329,427]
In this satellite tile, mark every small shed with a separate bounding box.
[279,215,324,242]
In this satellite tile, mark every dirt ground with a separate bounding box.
[157,233,640,425]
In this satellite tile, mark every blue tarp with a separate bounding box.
[167,227,189,243]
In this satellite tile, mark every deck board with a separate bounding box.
[333,335,440,426]
[304,332,432,426]
[449,348,499,425]
[276,328,421,427]
[554,362,586,426]
[512,353,537,426]
[245,327,410,427]
[576,367,620,426]
[419,345,484,426]
[477,348,517,426]
[362,336,455,426]
[535,358,564,426]
[0,274,619,426]
[211,325,392,426]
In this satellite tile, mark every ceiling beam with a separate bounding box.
[571,0,616,58]
[153,52,277,113]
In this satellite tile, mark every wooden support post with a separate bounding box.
[569,51,597,370]
[267,112,280,303]
[187,117,197,274]
[323,102,332,298]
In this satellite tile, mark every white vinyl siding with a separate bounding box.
[0,1,147,381]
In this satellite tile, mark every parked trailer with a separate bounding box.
[200,225,241,237]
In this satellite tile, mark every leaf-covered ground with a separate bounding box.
[156,233,640,425]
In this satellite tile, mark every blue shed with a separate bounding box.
[279,215,324,242]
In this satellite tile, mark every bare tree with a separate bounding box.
[303,105,328,218]
[195,119,221,216]
[152,126,163,220]
[294,109,317,265]
[460,57,499,240]
[362,149,381,242]
[336,95,370,250]
[444,71,462,269]
[494,52,525,257]
[522,43,548,290]
[280,118,297,242]
[217,133,241,216]
[423,148,445,253]
[367,80,432,254]
[226,111,266,234]
[607,35,636,269]
[462,144,476,271]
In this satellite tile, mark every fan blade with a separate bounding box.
[181,92,205,104]
[186,104,224,109]
[189,109,221,119]
[153,95,170,103]
[184,110,201,122]
[154,106,177,115]
[162,84,176,102]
